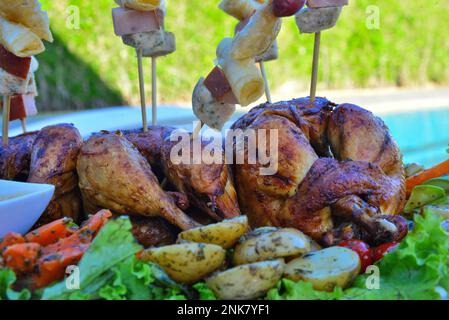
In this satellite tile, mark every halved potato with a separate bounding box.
[309,240,322,252]
[284,246,360,292]
[140,243,226,284]
[233,228,311,265]
[240,226,279,241]
[206,259,285,300]
[177,216,249,249]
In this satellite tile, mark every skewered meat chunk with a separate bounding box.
[192,77,236,131]
[0,131,37,181]
[28,124,83,226]
[122,30,175,57]
[295,6,342,34]
[231,98,407,246]
[77,131,200,230]
[112,7,164,36]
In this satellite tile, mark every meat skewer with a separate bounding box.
[112,1,176,130]
[295,0,348,101]
[192,1,311,133]
[0,1,52,144]
[220,0,279,103]
[2,96,10,145]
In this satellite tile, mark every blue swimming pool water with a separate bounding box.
[382,108,449,167]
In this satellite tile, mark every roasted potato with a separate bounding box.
[206,259,285,300]
[140,243,226,284]
[240,226,279,241]
[177,216,249,249]
[233,228,311,265]
[284,247,360,292]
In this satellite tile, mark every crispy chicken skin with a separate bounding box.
[327,104,406,214]
[231,98,333,228]
[77,131,200,230]
[28,124,83,225]
[161,133,241,221]
[124,127,241,221]
[123,126,175,179]
[232,98,407,246]
[0,131,38,181]
[282,158,403,241]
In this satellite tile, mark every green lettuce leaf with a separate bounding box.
[193,282,217,300]
[39,216,189,300]
[41,216,142,300]
[0,268,31,300]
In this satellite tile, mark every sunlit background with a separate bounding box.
[5,0,449,166]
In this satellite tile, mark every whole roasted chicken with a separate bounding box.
[231,97,407,246]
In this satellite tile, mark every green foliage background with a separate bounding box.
[36,0,449,111]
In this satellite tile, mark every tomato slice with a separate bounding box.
[338,239,373,273]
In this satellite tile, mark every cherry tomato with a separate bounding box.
[273,0,306,17]
[372,242,400,262]
[338,240,373,273]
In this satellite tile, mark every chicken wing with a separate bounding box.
[28,124,83,225]
[77,131,200,230]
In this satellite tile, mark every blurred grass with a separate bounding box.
[37,0,449,111]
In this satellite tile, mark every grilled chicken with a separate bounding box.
[160,133,241,221]
[28,124,83,225]
[124,127,241,221]
[327,104,406,214]
[231,98,407,246]
[77,131,200,230]
[0,131,38,181]
[123,126,175,179]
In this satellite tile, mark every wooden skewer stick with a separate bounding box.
[137,48,148,132]
[151,56,157,126]
[259,61,272,103]
[310,32,321,103]
[193,121,203,140]
[2,96,11,146]
[20,119,27,133]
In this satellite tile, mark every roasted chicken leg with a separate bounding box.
[77,131,200,230]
